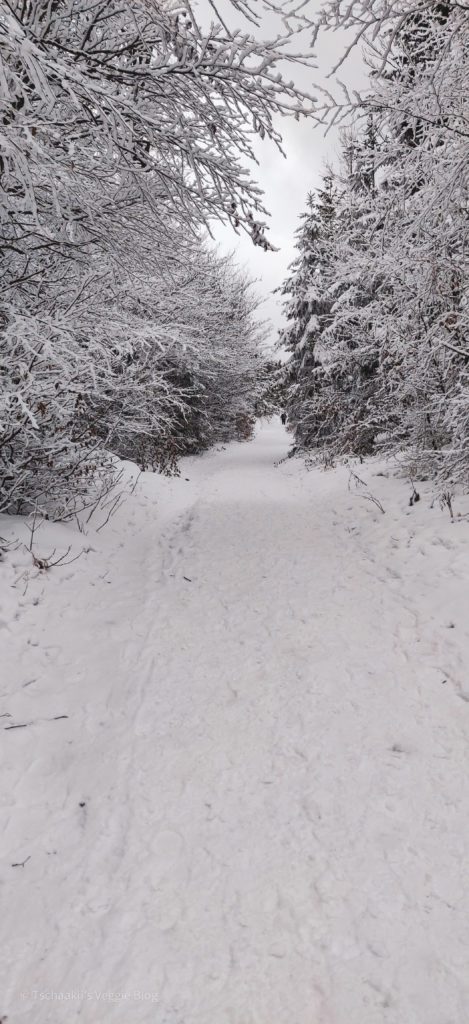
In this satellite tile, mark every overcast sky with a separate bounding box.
[210,2,367,342]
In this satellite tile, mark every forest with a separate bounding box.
[281,0,469,486]
[1,0,468,518]
[0,0,305,518]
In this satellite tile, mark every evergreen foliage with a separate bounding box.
[282,1,469,483]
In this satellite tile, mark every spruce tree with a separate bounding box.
[280,180,338,448]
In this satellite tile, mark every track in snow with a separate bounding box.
[2,420,469,1023]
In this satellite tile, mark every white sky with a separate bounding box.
[209,2,367,341]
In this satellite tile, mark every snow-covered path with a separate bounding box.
[2,421,469,1023]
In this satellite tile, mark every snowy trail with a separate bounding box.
[2,421,469,1023]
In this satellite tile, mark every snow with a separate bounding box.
[2,419,469,1023]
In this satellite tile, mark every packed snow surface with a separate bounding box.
[2,420,469,1023]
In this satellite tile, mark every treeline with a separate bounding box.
[0,0,313,518]
[282,1,469,485]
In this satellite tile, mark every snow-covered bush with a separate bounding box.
[0,215,268,511]
[85,245,269,469]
